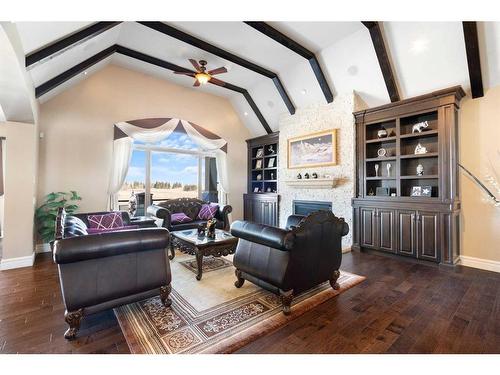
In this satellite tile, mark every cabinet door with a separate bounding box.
[360,207,377,248]
[377,209,396,253]
[417,211,440,261]
[397,210,417,257]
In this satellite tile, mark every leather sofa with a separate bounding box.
[230,210,349,315]
[147,198,232,233]
[53,208,172,340]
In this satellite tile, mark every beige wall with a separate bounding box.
[459,85,500,264]
[0,121,37,267]
[38,65,251,221]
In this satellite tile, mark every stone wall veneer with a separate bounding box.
[277,93,366,249]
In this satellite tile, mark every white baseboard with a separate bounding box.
[35,243,52,253]
[0,253,35,271]
[342,246,352,254]
[459,255,500,273]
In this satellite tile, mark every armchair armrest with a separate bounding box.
[53,227,170,264]
[231,220,294,251]
[147,204,171,228]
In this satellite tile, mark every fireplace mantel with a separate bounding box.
[284,178,337,189]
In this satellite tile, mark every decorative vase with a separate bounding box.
[377,129,388,138]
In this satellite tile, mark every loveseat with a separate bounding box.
[147,198,232,232]
[53,208,172,340]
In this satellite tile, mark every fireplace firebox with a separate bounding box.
[292,200,332,216]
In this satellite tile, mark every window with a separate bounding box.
[118,131,218,215]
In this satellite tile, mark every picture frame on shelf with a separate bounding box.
[410,186,422,196]
[421,185,432,197]
[255,159,262,169]
[253,187,260,193]
[268,158,275,168]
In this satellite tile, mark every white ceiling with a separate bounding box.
[10,21,500,136]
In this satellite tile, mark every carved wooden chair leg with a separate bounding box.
[64,309,83,340]
[168,243,176,260]
[160,284,172,307]
[329,270,341,290]
[234,269,245,288]
[279,289,294,315]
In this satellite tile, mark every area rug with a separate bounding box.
[114,253,365,354]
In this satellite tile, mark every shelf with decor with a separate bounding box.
[353,86,465,266]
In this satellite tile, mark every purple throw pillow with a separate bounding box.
[87,225,139,234]
[171,212,193,224]
[87,212,124,229]
[197,203,219,220]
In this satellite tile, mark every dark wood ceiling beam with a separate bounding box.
[35,45,272,134]
[26,22,122,68]
[462,22,484,98]
[137,21,295,115]
[34,45,116,98]
[362,21,401,102]
[244,21,334,103]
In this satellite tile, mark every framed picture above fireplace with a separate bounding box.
[287,129,337,169]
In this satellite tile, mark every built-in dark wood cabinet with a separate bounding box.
[244,132,280,226]
[352,86,465,265]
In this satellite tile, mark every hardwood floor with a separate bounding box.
[0,250,498,354]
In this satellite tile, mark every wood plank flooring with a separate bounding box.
[0,251,498,354]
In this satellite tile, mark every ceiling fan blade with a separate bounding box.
[208,66,227,75]
[209,77,226,87]
[189,59,201,71]
[193,80,201,87]
[174,71,194,77]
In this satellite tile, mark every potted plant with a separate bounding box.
[35,191,82,244]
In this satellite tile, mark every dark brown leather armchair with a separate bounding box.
[230,211,349,315]
[147,198,232,232]
[53,209,172,340]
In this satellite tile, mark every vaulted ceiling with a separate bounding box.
[12,21,500,136]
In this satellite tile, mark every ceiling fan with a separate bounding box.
[174,59,227,87]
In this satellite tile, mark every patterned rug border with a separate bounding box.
[115,272,365,354]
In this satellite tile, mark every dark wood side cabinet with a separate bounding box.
[244,132,280,226]
[352,86,465,265]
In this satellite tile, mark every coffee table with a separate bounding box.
[170,229,238,280]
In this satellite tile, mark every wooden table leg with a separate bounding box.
[169,239,175,260]
[195,251,203,281]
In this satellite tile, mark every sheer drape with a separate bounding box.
[108,118,229,209]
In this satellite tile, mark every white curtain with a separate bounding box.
[108,118,229,209]
[108,137,134,210]
[181,120,229,204]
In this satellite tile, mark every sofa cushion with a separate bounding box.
[87,225,139,234]
[171,212,192,224]
[87,212,124,229]
[197,203,219,220]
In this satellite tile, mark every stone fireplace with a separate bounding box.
[277,93,366,250]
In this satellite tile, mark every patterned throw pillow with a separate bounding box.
[87,212,124,229]
[197,203,219,220]
[171,212,193,224]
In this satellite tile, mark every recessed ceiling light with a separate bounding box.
[301,89,307,95]
[267,100,274,108]
[244,112,249,116]
[410,38,429,55]
[83,71,88,75]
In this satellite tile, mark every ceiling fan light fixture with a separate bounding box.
[195,72,211,85]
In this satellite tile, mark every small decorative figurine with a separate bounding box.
[297,173,302,179]
[197,223,206,237]
[266,187,272,192]
[387,163,392,177]
[304,173,310,179]
[268,145,275,154]
[377,129,388,138]
[312,172,318,179]
[416,164,424,176]
[368,188,375,196]
[375,164,380,177]
[256,173,262,180]
[270,172,274,179]
[206,218,217,239]
[377,148,387,157]
[412,121,429,133]
[414,143,428,155]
